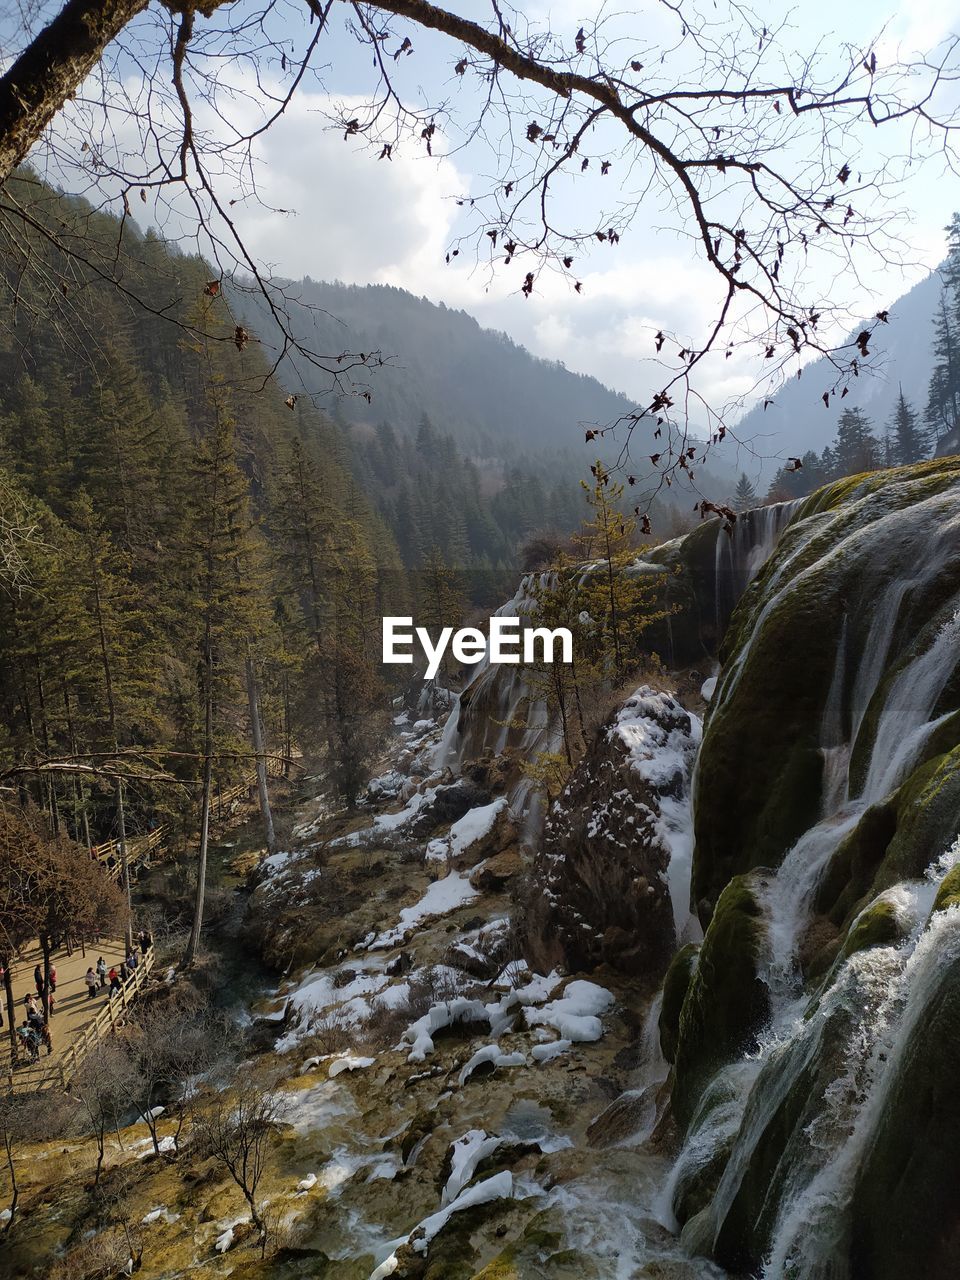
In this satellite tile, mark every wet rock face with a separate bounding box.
[848,950,960,1280]
[671,871,771,1133]
[522,688,698,983]
[693,457,960,918]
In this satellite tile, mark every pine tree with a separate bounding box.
[416,546,466,676]
[733,473,759,511]
[577,464,671,683]
[924,292,960,447]
[833,408,881,478]
[890,388,925,466]
[182,379,264,967]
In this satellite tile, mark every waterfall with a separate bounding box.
[764,602,960,1007]
[658,471,960,1275]
[761,846,960,1279]
[860,607,960,802]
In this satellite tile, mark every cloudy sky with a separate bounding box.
[226,0,959,409]
[22,0,960,412]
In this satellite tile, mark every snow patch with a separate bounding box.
[523,980,614,1043]
[426,798,508,864]
[368,871,479,950]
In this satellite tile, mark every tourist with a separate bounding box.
[96,956,107,988]
[84,967,98,999]
[23,993,37,1016]
[33,963,43,996]
[40,1021,52,1056]
[26,1006,43,1035]
[17,1023,40,1061]
[47,987,56,1016]
[108,967,121,998]
[49,963,57,994]
[126,949,138,972]
[119,960,129,983]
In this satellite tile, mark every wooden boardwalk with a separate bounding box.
[5,938,155,1092]
[2,753,297,1093]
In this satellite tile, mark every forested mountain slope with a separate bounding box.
[232,278,641,459]
[0,172,411,840]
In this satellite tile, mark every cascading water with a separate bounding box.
[760,842,960,1279]
[664,464,960,1279]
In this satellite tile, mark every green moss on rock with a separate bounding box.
[840,895,905,959]
[933,862,960,914]
[694,457,960,919]
[672,874,770,1130]
[659,943,700,1065]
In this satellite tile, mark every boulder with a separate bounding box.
[409,779,492,835]
[470,846,522,892]
[521,687,699,983]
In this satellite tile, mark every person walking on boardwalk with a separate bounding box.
[84,967,98,1000]
[33,963,43,997]
[96,956,107,988]
[108,967,122,999]
[49,963,57,994]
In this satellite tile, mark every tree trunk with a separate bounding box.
[245,652,276,852]
[0,0,150,183]
[183,630,215,968]
[40,935,51,1023]
[115,778,133,952]
[1,1127,17,1234]
[2,959,16,1058]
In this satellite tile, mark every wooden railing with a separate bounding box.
[91,754,298,879]
[7,947,156,1093]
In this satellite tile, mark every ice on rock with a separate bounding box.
[370,1173,516,1272]
[411,1172,514,1254]
[402,995,515,1063]
[276,961,390,1050]
[328,1054,376,1077]
[215,1226,236,1254]
[141,1206,180,1225]
[441,1130,502,1204]
[331,787,438,848]
[458,1043,528,1085]
[531,1038,573,1063]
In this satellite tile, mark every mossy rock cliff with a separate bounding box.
[671,873,770,1130]
[693,457,960,919]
